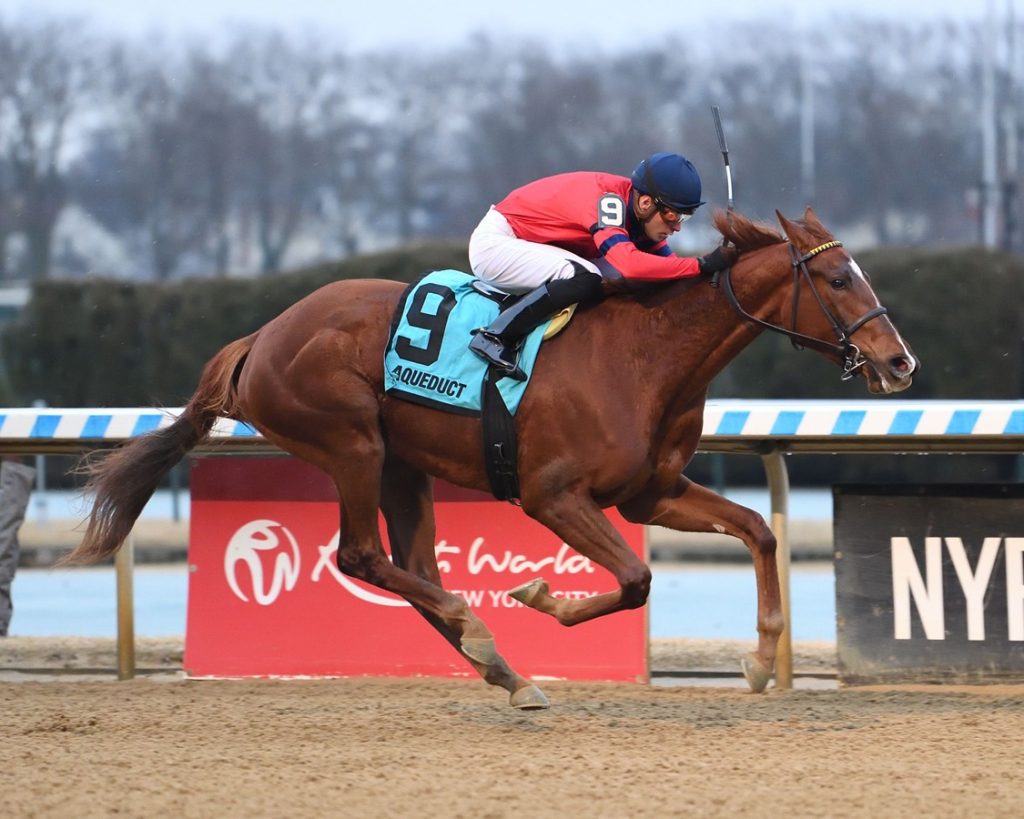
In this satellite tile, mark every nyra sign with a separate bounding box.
[834,484,1024,684]
[891,535,1024,642]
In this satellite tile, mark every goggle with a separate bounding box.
[655,199,698,224]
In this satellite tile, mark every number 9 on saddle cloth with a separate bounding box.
[384,269,577,417]
[384,268,585,502]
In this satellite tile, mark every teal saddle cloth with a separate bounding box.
[384,269,550,416]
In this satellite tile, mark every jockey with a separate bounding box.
[468,152,739,379]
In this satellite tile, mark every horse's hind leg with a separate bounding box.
[618,476,783,693]
[380,457,547,709]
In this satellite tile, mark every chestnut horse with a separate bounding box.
[68,207,916,708]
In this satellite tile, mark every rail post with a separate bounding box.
[115,533,136,680]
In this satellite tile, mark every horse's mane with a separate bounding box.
[711,210,785,252]
[607,207,829,301]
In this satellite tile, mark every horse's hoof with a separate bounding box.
[508,578,548,608]
[461,637,499,665]
[510,684,550,711]
[741,652,773,693]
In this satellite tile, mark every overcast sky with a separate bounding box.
[9,0,992,51]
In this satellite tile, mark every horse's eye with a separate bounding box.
[830,278,847,290]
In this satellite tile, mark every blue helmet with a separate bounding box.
[630,152,705,210]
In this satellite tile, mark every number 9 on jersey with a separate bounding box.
[598,193,625,228]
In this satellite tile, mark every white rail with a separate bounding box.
[0,399,1020,453]
[6,399,1022,686]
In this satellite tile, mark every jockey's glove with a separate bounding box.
[698,245,740,275]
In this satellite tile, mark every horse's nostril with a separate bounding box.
[891,356,913,375]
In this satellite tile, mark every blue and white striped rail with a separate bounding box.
[0,400,1022,453]
[702,400,1024,453]
[704,400,1024,436]
[0,407,259,451]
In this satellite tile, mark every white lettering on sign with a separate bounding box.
[434,538,594,576]
[301,529,598,608]
[891,536,1024,641]
[892,536,945,640]
[1007,538,1024,641]
[467,539,594,576]
[454,589,485,606]
[435,540,459,573]
[945,537,1000,640]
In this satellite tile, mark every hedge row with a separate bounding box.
[1,242,470,407]
[2,242,1021,409]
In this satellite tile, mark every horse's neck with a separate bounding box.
[621,247,787,403]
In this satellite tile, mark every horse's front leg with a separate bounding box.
[509,490,651,626]
[618,476,784,693]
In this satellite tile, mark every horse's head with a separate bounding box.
[714,207,918,394]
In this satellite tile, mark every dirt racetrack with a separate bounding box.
[2,639,1023,818]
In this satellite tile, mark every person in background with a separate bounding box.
[467,151,739,379]
[0,456,37,636]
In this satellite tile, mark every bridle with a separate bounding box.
[712,240,889,381]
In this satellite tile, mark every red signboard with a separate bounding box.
[184,456,647,681]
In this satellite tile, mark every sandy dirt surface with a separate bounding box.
[0,636,838,674]
[3,638,1022,818]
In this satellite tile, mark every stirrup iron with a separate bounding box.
[468,331,526,380]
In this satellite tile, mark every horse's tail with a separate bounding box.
[62,333,257,566]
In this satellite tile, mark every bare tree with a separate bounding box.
[0,15,100,280]
[25,13,1020,281]
[177,48,254,276]
[316,49,382,257]
[457,42,699,235]
[462,44,598,212]
[0,156,11,279]
[819,20,978,244]
[107,50,209,280]
[220,29,334,274]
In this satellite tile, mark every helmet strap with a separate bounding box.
[641,159,665,203]
[632,190,659,224]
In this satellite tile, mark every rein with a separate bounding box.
[712,240,888,381]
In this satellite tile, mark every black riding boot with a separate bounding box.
[469,266,604,380]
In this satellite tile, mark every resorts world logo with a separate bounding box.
[224,520,301,605]
[222,519,598,608]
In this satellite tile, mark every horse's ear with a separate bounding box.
[802,206,829,235]
[777,209,817,250]
[776,209,802,243]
